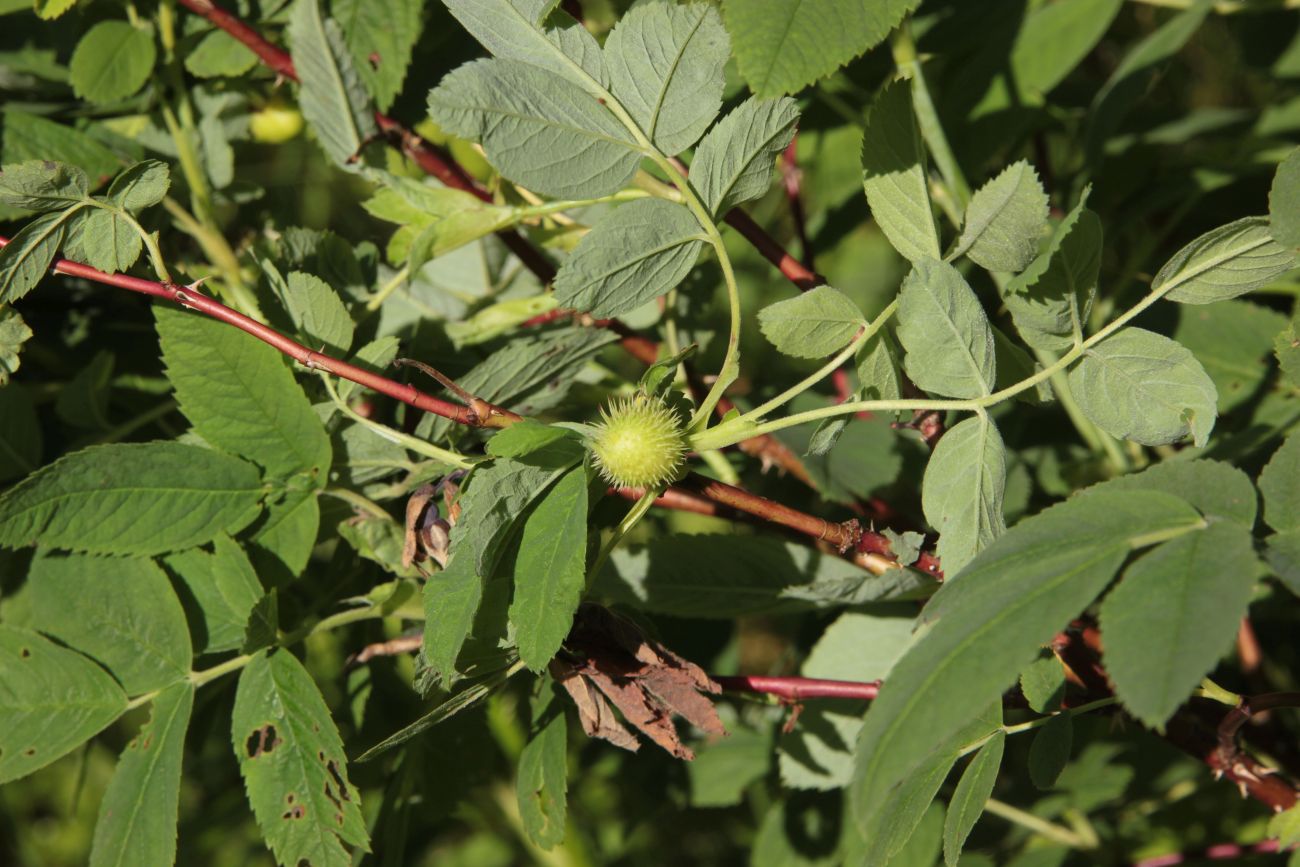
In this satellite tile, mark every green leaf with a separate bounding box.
[1271,147,1300,249]
[896,257,997,398]
[1020,653,1067,713]
[0,383,40,481]
[88,682,193,867]
[856,329,903,403]
[758,285,865,359]
[1277,313,1300,391]
[1068,327,1218,447]
[156,305,332,480]
[690,725,771,807]
[1157,217,1296,305]
[860,79,941,263]
[1270,804,1300,850]
[107,160,170,212]
[0,442,262,555]
[600,534,930,619]
[0,625,127,784]
[851,491,1203,847]
[288,0,378,167]
[943,731,1004,867]
[516,674,568,849]
[486,420,584,465]
[952,160,1049,273]
[242,591,279,655]
[1102,522,1258,729]
[1094,458,1257,529]
[184,29,259,78]
[333,0,423,111]
[164,534,264,654]
[252,490,321,577]
[0,210,71,303]
[0,159,88,210]
[421,547,485,689]
[1267,531,1300,598]
[74,208,142,274]
[690,96,799,217]
[69,21,156,104]
[28,551,191,694]
[232,650,369,867]
[336,335,400,402]
[1005,196,1101,352]
[722,0,921,97]
[1026,716,1073,795]
[282,270,355,355]
[33,0,77,19]
[859,708,1000,866]
[1085,0,1212,159]
[605,1,728,155]
[510,466,588,671]
[440,0,606,89]
[922,415,1007,576]
[552,199,706,318]
[428,58,641,200]
[0,306,33,387]
[1260,433,1300,533]
[2,114,118,188]
[1173,300,1287,413]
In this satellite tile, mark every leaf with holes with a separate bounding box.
[0,625,126,784]
[232,650,369,867]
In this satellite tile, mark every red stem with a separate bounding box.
[1132,840,1279,867]
[780,136,814,270]
[713,675,880,702]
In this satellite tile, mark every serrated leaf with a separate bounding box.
[1156,217,1297,304]
[0,442,262,556]
[856,329,902,403]
[1271,147,1300,249]
[33,0,77,19]
[517,674,568,849]
[0,210,71,303]
[852,491,1203,849]
[232,650,369,867]
[421,544,485,689]
[0,159,88,210]
[757,285,865,359]
[441,0,606,88]
[605,1,728,155]
[156,305,332,480]
[1028,713,1072,790]
[1068,327,1218,447]
[0,384,40,481]
[282,270,354,355]
[1101,522,1257,728]
[1173,300,1287,413]
[722,0,922,97]
[1267,531,1300,598]
[164,535,264,654]
[333,0,423,111]
[288,0,378,168]
[459,458,575,577]
[861,79,941,263]
[1095,458,1257,529]
[28,551,191,694]
[2,114,118,188]
[486,420,585,467]
[107,160,170,212]
[1260,433,1300,533]
[184,29,259,78]
[69,21,156,104]
[1005,198,1101,352]
[88,682,193,867]
[690,96,798,217]
[552,198,705,318]
[429,57,641,199]
[0,306,34,387]
[943,731,1004,867]
[252,490,320,577]
[952,160,1049,273]
[922,415,1007,576]
[896,257,996,398]
[74,208,142,274]
[0,625,127,784]
[599,534,930,619]
[511,466,588,671]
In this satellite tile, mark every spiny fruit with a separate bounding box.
[590,395,688,489]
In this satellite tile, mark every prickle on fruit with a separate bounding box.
[590,395,688,489]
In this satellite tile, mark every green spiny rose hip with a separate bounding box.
[590,395,688,489]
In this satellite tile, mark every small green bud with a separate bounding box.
[590,395,688,489]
